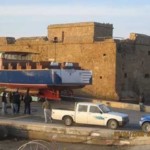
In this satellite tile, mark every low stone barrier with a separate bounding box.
[0,120,150,146]
[92,99,150,112]
[70,96,150,112]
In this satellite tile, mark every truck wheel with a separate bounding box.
[142,122,150,132]
[64,116,73,126]
[107,119,118,129]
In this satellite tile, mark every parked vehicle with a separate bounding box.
[139,115,150,132]
[52,102,129,129]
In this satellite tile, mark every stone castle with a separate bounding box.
[0,22,150,101]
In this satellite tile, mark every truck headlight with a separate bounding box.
[140,117,144,121]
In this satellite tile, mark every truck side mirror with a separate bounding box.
[99,110,103,114]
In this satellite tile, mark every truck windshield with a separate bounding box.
[99,104,110,113]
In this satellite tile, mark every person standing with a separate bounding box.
[15,90,20,113]
[139,93,145,112]
[24,90,32,114]
[42,99,52,123]
[1,91,7,114]
[8,92,14,114]
[12,90,20,114]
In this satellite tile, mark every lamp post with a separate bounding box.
[53,37,58,62]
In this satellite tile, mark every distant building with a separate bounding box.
[0,22,150,101]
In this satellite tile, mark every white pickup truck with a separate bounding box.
[52,102,129,129]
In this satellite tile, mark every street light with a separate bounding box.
[53,37,58,62]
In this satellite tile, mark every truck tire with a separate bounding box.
[63,116,73,126]
[107,119,118,129]
[142,122,150,132]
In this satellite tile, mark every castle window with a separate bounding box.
[103,54,106,56]
[144,74,150,78]
[141,61,143,65]
[100,76,102,79]
[62,31,64,42]
[53,37,58,43]
[124,73,127,78]
[148,51,150,55]
[117,44,122,53]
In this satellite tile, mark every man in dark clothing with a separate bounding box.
[139,93,145,112]
[1,91,7,114]
[12,90,20,114]
[24,90,32,114]
[16,91,20,113]
[8,92,14,114]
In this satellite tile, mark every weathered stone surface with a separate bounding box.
[0,37,15,45]
[48,22,113,43]
[130,33,150,45]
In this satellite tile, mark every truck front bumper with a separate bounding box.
[119,117,129,126]
[139,120,143,126]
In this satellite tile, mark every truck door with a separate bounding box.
[75,104,88,124]
[87,106,105,125]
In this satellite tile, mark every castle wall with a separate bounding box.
[48,40,117,99]
[48,22,113,43]
[0,38,118,100]
[0,37,15,45]
[94,23,113,41]
[116,33,150,100]
[0,22,150,101]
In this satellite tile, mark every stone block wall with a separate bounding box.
[116,33,150,100]
[0,37,118,100]
[46,39,117,99]
[47,22,113,44]
[0,37,15,45]
[130,33,150,45]
[94,23,113,41]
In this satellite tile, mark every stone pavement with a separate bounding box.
[0,100,149,145]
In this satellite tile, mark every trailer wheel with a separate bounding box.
[107,119,118,129]
[63,116,73,126]
[142,122,150,132]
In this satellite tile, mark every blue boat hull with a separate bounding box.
[0,69,92,89]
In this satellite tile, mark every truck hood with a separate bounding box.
[141,115,150,120]
[107,111,128,118]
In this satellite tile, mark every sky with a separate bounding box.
[0,0,149,39]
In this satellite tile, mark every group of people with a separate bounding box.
[1,89,52,123]
[1,90,32,115]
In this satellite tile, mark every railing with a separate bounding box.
[0,60,82,70]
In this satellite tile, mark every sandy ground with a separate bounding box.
[0,139,150,150]
[0,139,123,150]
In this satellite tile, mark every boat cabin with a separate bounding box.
[0,51,81,70]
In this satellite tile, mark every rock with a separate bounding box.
[0,126,8,139]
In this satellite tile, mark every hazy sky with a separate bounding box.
[0,0,149,38]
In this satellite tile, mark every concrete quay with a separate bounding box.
[0,100,150,146]
[0,116,150,146]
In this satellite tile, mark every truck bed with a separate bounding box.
[52,108,75,121]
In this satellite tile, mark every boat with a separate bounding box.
[0,51,92,100]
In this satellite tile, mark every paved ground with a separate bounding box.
[0,100,149,131]
[0,100,150,149]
